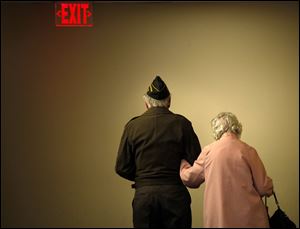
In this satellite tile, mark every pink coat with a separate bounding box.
[180,133,273,228]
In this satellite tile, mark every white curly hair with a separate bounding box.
[211,112,243,140]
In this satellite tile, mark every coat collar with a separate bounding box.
[220,132,238,140]
[143,107,172,116]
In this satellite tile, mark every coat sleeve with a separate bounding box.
[182,120,201,165]
[247,148,273,197]
[115,126,136,181]
[180,150,206,188]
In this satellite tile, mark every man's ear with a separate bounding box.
[145,102,149,109]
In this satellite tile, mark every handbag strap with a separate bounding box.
[264,191,280,210]
[264,195,269,216]
[272,191,280,208]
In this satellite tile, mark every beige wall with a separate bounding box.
[1,2,298,227]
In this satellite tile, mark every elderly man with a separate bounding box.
[115,75,201,228]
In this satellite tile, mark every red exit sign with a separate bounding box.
[55,2,93,27]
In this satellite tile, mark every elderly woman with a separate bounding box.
[180,112,273,228]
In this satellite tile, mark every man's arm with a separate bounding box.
[115,126,135,181]
[182,120,201,165]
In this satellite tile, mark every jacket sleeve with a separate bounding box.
[247,148,273,197]
[115,126,135,181]
[180,150,205,188]
[182,120,201,165]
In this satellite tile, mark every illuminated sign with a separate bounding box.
[55,2,93,27]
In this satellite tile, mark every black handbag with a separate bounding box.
[264,192,296,228]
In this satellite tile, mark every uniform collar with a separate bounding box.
[143,107,172,116]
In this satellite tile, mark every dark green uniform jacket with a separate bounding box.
[115,107,201,187]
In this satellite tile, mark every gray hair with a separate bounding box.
[143,94,171,108]
[211,112,243,140]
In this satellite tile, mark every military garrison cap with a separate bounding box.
[147,76,170,100]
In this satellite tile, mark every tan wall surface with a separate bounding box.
[1,1,298,227]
